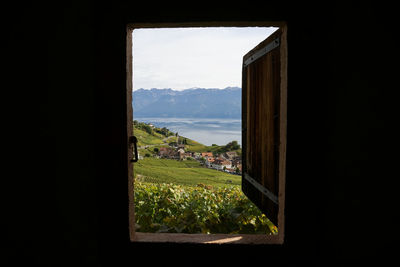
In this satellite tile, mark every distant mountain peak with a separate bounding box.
[223,86,241,90]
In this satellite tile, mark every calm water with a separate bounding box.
[135,117,241,146]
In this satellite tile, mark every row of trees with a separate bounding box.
[133,120,175,137]
[209,140,241,155]
[169,137,188,147]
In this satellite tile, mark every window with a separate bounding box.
[126,22,287,244]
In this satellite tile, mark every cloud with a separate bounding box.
[132,27,278,90]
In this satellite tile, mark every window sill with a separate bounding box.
[133,232,283,245]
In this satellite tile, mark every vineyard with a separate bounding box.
[134,181,277,234]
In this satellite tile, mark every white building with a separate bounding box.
[210,158,231,171]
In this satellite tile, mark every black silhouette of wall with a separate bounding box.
[5,1,398,266]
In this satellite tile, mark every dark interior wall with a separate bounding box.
[5,1,398,266]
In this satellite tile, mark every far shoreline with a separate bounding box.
[134,117,242,147]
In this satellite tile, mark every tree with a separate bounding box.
[159,127,170,137]
[142,124,153,135]
[169,142,177,147]
[226,140,240,151]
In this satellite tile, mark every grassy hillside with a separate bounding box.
[133,122,242,187]
[134,158,240,187]
[181,137,208,152]
[134,124,241,155]
[134,127,165,147]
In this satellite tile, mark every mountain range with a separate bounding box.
[132,87,241,118]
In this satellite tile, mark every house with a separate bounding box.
[205,156,215,167]
[225,151,238,160]
[231,158,242,167]
[158,147,172,158]
[180,152,193,160]
[158,147,180,159]
[193,152,201,159]
[236,164,242,172]
[201,152,213,158]
[210,158,232,171]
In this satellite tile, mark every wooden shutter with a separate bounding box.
[242,28,287,226]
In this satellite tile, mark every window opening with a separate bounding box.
[127,23,287,244]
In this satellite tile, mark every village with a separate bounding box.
[135,121,242,175]
[155,144,242,175]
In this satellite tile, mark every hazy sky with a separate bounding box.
[132,27,278,91]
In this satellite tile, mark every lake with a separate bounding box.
[134,117,241,146]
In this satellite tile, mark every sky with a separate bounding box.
[132,27,278,91]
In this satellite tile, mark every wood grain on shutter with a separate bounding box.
[242,29,284,226]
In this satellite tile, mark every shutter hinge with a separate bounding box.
[243,37,280,67]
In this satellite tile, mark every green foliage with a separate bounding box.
[134,128,164,147]
[210,140,241,155]
[134,121,174,141]
[143,124,153,135]
[225,140,240,151]
[154,126,174,137]
[134,182,277,234]
[135,121,153,135]
[184,139,241,155]
[168,142,177,147]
